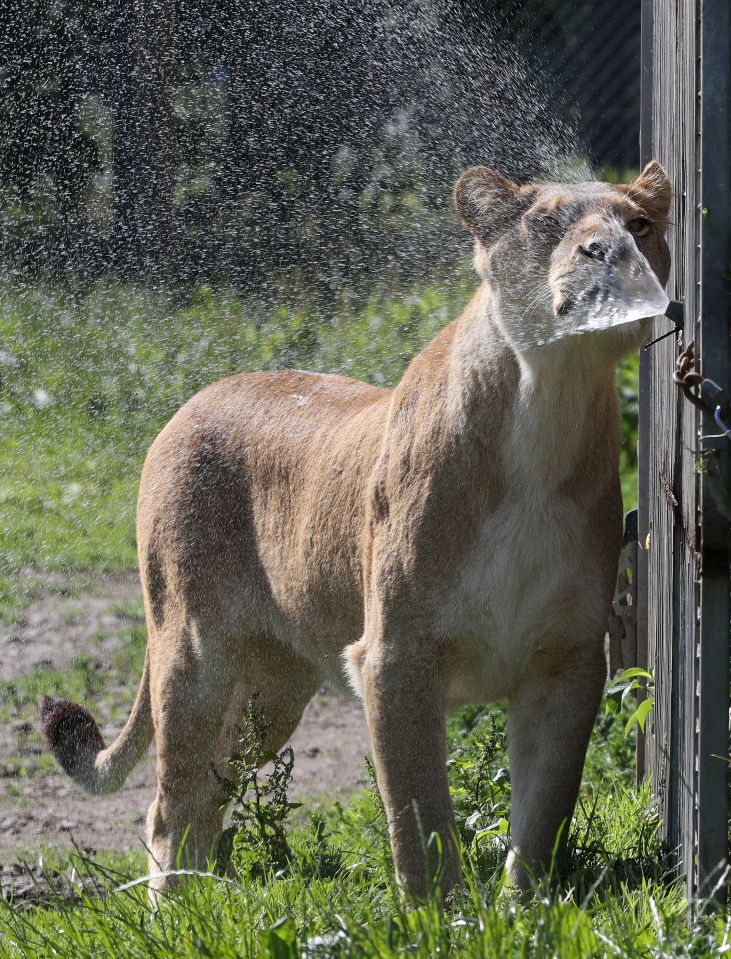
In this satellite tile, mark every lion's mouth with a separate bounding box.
[554,283,605,317]
[548,244,668,341]
[554,297,574,316]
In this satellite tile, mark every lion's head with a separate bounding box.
[454,162,671,353]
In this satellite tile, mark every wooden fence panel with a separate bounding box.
[639,0,730,906]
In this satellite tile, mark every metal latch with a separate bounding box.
[643,298,685,349]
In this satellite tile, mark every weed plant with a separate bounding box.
[214,696,301,881]
[1,704,727,956]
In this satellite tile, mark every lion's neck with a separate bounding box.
[447,284,619,490]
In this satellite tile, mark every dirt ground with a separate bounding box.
[0,573,372,864]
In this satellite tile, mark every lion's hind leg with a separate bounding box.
[145,615,242,890]
[146,628,320,891]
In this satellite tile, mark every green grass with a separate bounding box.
[0,636,717,957]
[0,280,639,619]
[0,726,726,957]
[0,280,664,956]
[0,281,467,617]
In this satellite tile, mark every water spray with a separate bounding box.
[517,241,674,352]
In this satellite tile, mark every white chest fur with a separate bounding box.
[438,358,611,706]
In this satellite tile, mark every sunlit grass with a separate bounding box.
[0,775,725,958]
[0,686,711,959]
[0,280,638,607]
[0,281,660,957]
[0,281,468,597]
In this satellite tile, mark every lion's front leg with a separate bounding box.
[505,641,606,892]
[359,637,461,900]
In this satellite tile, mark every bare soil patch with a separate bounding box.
[1,573,371,863]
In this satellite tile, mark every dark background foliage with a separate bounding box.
[0,0,640,289]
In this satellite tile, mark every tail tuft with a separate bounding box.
[41,648,153,794]
[41,696,106,780]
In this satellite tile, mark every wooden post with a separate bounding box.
[696,0,731,902]
[636,0,654,786]
[639,0,730,910]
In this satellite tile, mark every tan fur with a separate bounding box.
[44,162,671,899]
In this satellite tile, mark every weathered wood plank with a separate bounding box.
[639,0,730,908]
[697,0,731,900]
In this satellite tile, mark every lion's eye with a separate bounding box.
[628,217,651,237]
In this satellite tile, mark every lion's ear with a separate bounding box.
[627,160,672,221]
[453,166,527,246]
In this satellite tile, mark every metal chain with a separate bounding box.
[673,342,731,438]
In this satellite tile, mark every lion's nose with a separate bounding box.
[577,236,627,264]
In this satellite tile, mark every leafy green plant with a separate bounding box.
[214,695,301,881]
[447,709,511,867]
[605,667,655,736]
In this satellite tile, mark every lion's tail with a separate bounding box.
[41,648,153,795]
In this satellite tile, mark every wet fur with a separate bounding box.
[44,162,671,898]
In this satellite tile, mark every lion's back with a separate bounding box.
[136,369,391,646]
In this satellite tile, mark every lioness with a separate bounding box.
[43,162,670,898]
